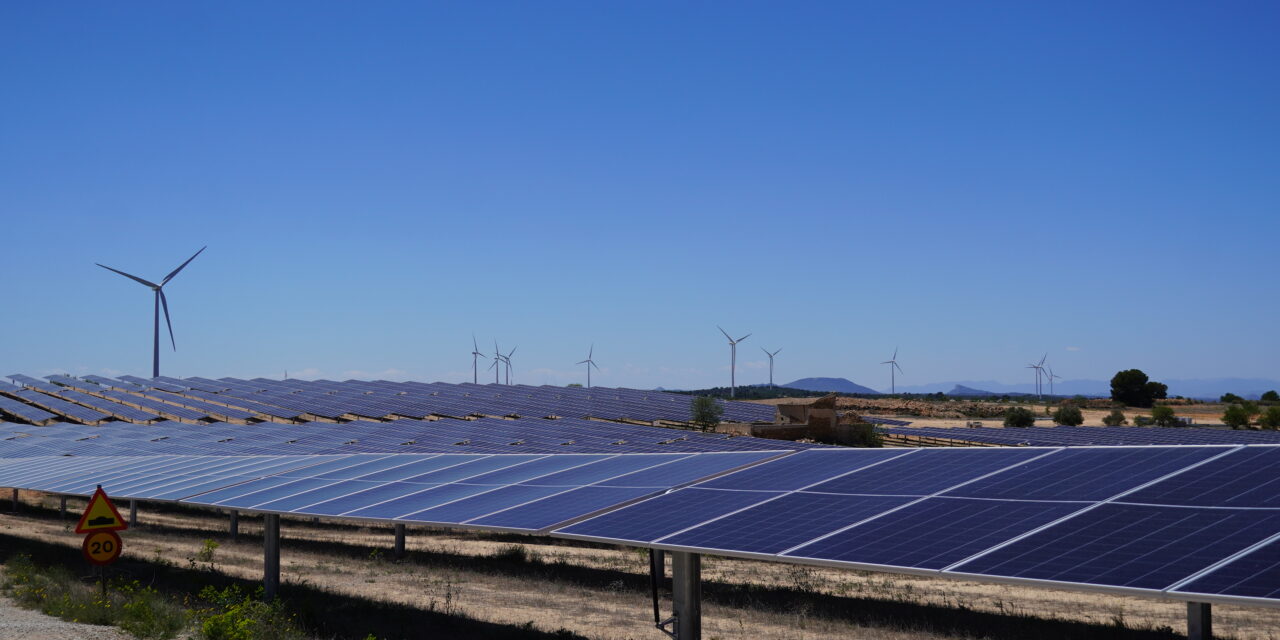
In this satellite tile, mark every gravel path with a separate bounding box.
[0,594,133,640]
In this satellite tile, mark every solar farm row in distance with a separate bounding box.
[0,450,789,534]
[554,445,1280,606]
[878,426,1280,447]
[0,417,824,458]
[2,374,777,426]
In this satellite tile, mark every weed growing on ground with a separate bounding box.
[191,584,306,640]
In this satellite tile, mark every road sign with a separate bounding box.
[82,530,123,566]
[75,486,127,534]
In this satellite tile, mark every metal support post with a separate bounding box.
[263,514,280,601]
[672,552,701,640]
[10,488,17,513]
[129,500,137,526]
[229,510,239,541]
[394,523,406,559]
[1188,602,1212,640]
[60,496,67,520]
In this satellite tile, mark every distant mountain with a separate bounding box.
[948,384,997,396]
[895,377,1280,400]
[782,377,880,394]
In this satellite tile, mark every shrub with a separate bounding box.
[1134,416,1154,426]
[195,585,304,640]
[1052,406,1084,426]
[1102,409,1127,426]
[1222,404,1255,429]
[1259,406,1280,429]
[1221,393,1245,404]
[1151,405,1180,427]
[690,396,723,431]
[1003,407,1036,428]
[1262,390,1280,403]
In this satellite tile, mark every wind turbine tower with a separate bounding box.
[577,344,600,388]
[470,335,487,384]
[761,347,781,387]
[96,247,207,378]
[488,341,502,384]
[1026,354,1047,398]
[717,326,751,398]
[1047,365,1062,396]
[502,346,517,385]
[881,347,904,394]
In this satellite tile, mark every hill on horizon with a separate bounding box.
[782,377,880,394]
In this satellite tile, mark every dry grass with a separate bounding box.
[5,492,1279,639]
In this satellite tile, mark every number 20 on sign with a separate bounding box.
[82,530,123,565]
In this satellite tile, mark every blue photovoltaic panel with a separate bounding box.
[1120,447,1280,508]
[695,449,912,491]
[210,478,342,508]
[342,483,496,519]
[661,492,914,555]
[397,456,544,483]
[294,481,438,516]
[182,476,307,504]
[520,454,689,486]
[946,446,1228,502]
[558,488,781,543]
[786,497,1082,569]
[454,455,607,485]
[469,485,657,530]
[309,454,443,480]
[1175,536,1280,600]
[597,451,783,487]
[806,448,1052,496]
[399,484,569,523]
[341,455,478,482]
[952,503,1280,590]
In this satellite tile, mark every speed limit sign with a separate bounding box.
[82,530,123,566]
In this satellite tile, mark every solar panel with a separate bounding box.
[1120,446,1280,508]
[1172,535,1280,601]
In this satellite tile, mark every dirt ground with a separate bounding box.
[0,593,134,640]
[4,492,1280,640]
[749,397,1229,428]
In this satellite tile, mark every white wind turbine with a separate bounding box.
[470,335,487,384]
[1047,365,1062,396]
[881,347,904,394]
[761,348,781,387]
[577,344,600,388]
[1026,353,1047,398]
[501,345,517,385]
[717,326,751,398]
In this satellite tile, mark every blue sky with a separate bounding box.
[2,2,1276,391]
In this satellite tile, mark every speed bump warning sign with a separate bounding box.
[75,486,127,534]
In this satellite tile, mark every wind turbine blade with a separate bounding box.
[761,347,770,356]
[473,334,479,352]
[737,333,751,342]
[717,326,732,341]
[96,264,160,288]
[576,359,589,365]
[159,290,176,351]
[882,361,895,365]
[488,360,498,370]
[588,343,594,359]
[773,348,781,356]
[161,246,206,285]
[591,361,600,370]
[1039,353,1048,366]
[894,362,904,374]
[506,346,517,358]
[892,346,898,360]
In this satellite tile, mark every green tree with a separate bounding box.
[1222,404,1255,429]
[1261,390,1280,403]
[1052,405,1084,426]
[1221,393,1245,404]
[1258,406,1280,429]
[690,396,724,431]
[1102,409,1128,426]
[1003,406,1036,428]
[566,383,583,388]
[1151,405,1180,427]
[1110,369,1168,408]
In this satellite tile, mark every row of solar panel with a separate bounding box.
[878,425,1280,447]
[1,444,1277,605]
[0,417,825,457]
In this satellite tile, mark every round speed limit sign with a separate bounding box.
[82,530,123,566]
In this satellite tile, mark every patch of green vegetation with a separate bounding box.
[192,585,306,640]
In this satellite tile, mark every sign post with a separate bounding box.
[75,486,127,592]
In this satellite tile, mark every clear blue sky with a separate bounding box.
[2,2,1276,391]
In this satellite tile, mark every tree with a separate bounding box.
[1262,390,1280,403]
[1151,405,1180,427]
[1222,404,1255,430]
[1221,393,1245,404]
[1102,409,1127,426]
[1052,405,1084,426]
[1110,369,1168,408]
[567,383,583,388]
[690,396,724,431]
[1004,407,1036,428]
[1259,406,1280,430]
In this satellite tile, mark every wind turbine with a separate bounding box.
[488,341,502,384]
[469,335,487,384]
[717,326,750,398]
[761,347,781,387]
[1026,353,1047,398]
[577,344,600,388]
[96,247,206,378]
[881,347,904,394]
[502,346,517,385]
[1047,365,1062,396]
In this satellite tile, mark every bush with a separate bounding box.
[195,585,304,640]
[1134,416,1154,426]
[1221,393,1245,404]
[1102,409,1127,426]
[1262,390,1280,403]
[690,396,723,431]
[1151,405,1180,427]
[1222,404,1255,429]
[1003,407,1036,428]
[1259,406,1280,429]
[1052,406,1084,426]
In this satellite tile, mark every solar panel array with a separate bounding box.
[0,375,777,426]
[878,425,1280,447]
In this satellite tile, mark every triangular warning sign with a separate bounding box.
[75,486,127,533]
